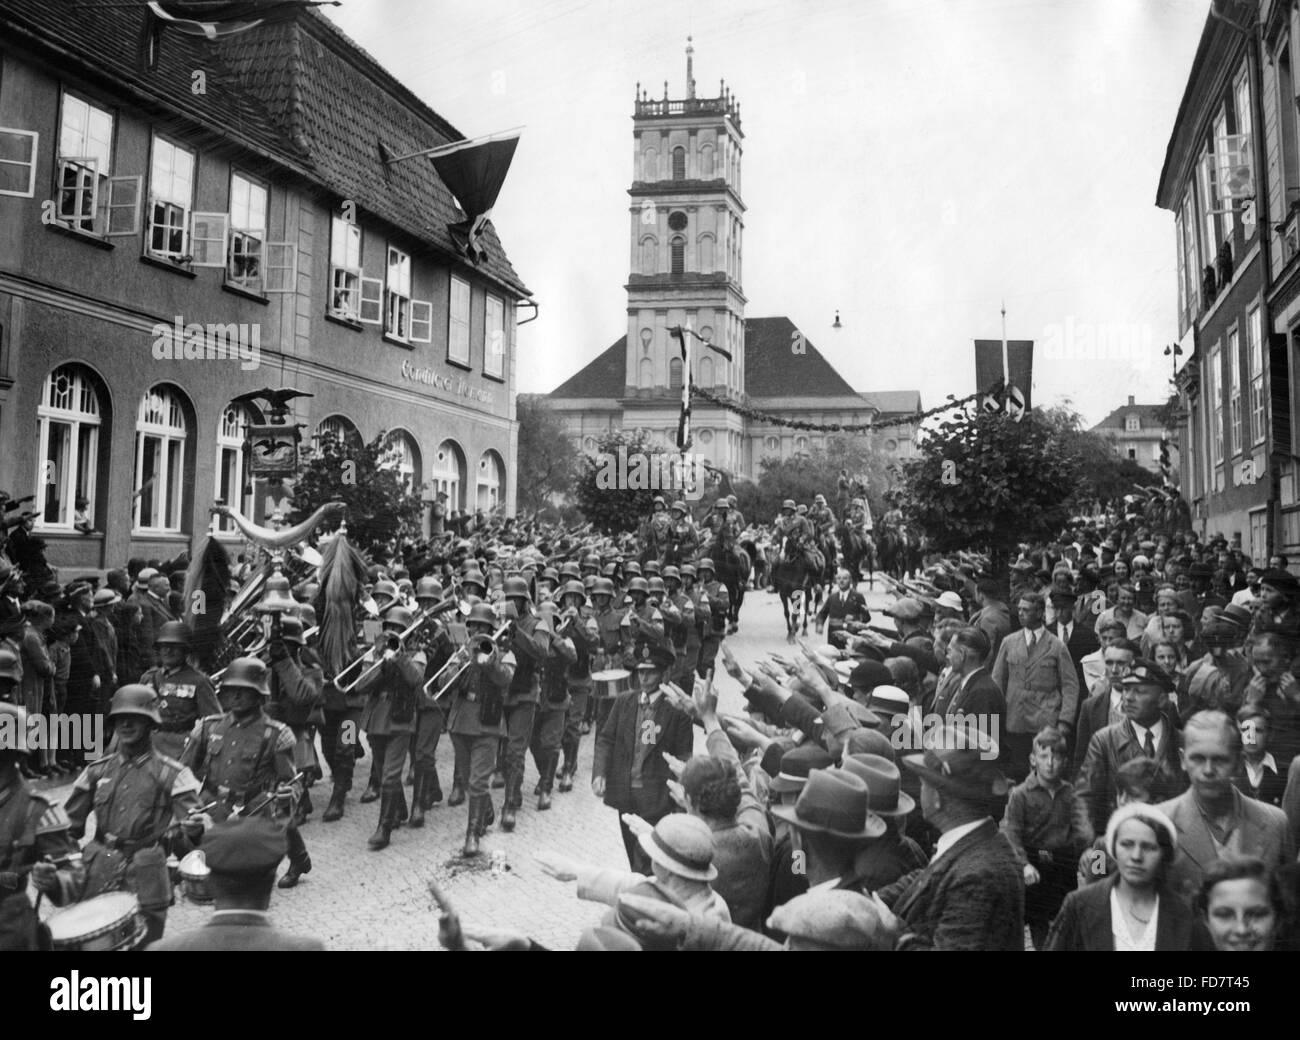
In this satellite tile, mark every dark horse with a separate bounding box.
[772,545,823,643]
[709,537,751,634]
[837,521,875,586]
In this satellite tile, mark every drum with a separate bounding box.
[47,892,146,952]
[178,850,213,904]
[589,668,631,700]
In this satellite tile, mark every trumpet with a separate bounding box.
[211,639,271,684]
[423,621,514,698]
[334,597,458,694]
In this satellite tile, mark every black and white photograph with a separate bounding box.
[0,0,1296,1003]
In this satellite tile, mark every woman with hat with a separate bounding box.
[1045,803,1211,951]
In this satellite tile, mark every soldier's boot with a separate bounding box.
[499,798,517,832]
[462,798,482,857]
[481,799,495,831]
[490,769,506,790]
[322,784,347,823]
[409,773,426,828]
[277,853,312,889]
[358,779,381,804]
[426,769,443,805]
[537,754,557,811]
[406,764,416,786]
[447,779,466,806]
[359,740,384,803]
[368,791,395,850]
[557,764,574,793]
[394,787,409,826]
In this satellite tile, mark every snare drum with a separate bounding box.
[178,850,213,904]
[47,892,146,952]
[589,668,631,700]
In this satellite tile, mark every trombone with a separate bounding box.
[423,621,514,699]
[335,595,460,694]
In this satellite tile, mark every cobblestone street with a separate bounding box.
[40,580,890,951]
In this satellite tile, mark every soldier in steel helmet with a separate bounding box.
[139,620,220,761]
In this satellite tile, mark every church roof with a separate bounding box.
[856,391,922,416]
[548,317,871,400]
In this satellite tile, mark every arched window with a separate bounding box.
[670,236,685,275]
[700,144,714,178]
[639,357,654,388]
[381,429,422,496]
[35,364,103,529]
[643,147,658,181]
[640,328,654,354]
[215,402,260,534]
[672,146,686,180]
[476,449,505,513]
[698,233,715,271]
[698,429,712,444]
[795,436,809,455]
[432,439,466,511]
[582,436,597,452]
[134,384,189,533]
[764,436,779,451]
[669,357,683,389]
[699,325,713,343]
[640,235,657,275]
[315,414,362,453]
[699,355,714,386]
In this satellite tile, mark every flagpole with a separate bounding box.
[1001,300,1008,389]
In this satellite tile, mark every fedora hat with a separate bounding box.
[841,753,915,817]
[901,723,1009,801]
[637,815,717,882]
[770,769,886,840]
[769,743,837,794]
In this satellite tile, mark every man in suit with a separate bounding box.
[146,816,324,951]
[875,724,1024,951]
[815,567,870,645]
[127,570,176,670]
[593,644,694,872]
[991,592,1079,783]
[934,628,1005,750]
[1048,590,1100,726]
[1071,638,1140,776]
[1076,658,1186,836]
[1156,710,1292,901]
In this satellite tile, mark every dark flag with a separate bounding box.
[430,132,521,264]
[673,326,691,451]
[1005,340,1034,411]
[974,339,1004,396]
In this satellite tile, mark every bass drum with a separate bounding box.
[46,892,146,952]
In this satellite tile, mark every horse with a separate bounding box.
[771,547,822,643]
[877,524,914,580]
[708,537,751,634]
[740,538,767,591]
[837,521,876,586]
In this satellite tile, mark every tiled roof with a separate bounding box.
[548,317,901,405]
[857,390,922,415]
[1090,402,1166,431]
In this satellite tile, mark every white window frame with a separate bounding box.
[1248,304,1266,445]
[1214,109,1236,241]
[263,241,297,294]
[484,294,505,378]
[359,276,383,325]
[133,386,188,534]
[1198,146,1218,257]
[385,245,412,341]
[476,451,503,512]
[433,440,464,511]
[1234,68,1255,228]
[56,93,114,233]
[1229,325,1243,455]
[147,135,195,260]
[329,216,363,320]
[34,365,101,530]
[449,274,471,365]
[190,211,229,268]
[215,405,254,534]
[1210,346,1224,466]
[0,128,39,198]
[227,171,267,291]
[1179,188,1200,317]
[1125,415,1140,432]
[381,431,418,494]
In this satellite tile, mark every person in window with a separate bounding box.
[431,492,447,537]
[73,496,98,535]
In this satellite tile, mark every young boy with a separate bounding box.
[1233,703,1286,808]
[1076,756,1159,886]
[1001,725,1094,949]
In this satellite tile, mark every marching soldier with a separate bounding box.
[639,496,673,566]
[586,576,624,736]
[67,684,207,943]
[531,601,576,811]
[661,565,699,686]
[0,702,84,951]
[183,658,310,886]
[498,577,552,832]
[557,580,599,792]
[620,577,666,669]
[443,603,515,856]
[265,617,325,836]
[319,607,368,823]
[352,606,427,850]
[696,558,730,676]
[139,621,220,761]
[410,576,456,822]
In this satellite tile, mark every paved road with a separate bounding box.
[40,578,895,950]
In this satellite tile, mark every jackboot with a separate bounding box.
[537,753,557,810]
[480,799,495,834]
[394,787,409,825]
[278,854,312,889]
[359,778,381,804]
[447,779,466,806]
[500,799,517,831]
[426,769,443,805]
[490,769,506,790]
[322,785,347,823]
[409,774,426,828]
[462,798,482,857]
[368,791,395,850]
[557,767,574,793]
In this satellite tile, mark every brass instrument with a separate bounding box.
[335,595,459,694]
[423,621,514,698]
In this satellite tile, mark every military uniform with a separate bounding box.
[139,662,220,760]
[66,746,203,943]
[500,611,552,825]
[697,571,730,676]
[531,619,576,807]
[588,593,625,734]
[0,767,84,950]
[664,587,698,685]
[559,604,600,787]
[354,643,427,847]
[669,513,699,564]
[445,638,515,853]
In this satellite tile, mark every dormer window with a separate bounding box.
[1125,415,1139,432]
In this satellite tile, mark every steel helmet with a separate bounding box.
[697,558,715,573]
[643,560,661,575]
[373,579,399,602]
[382,605,415,630]
[558,562,582,582]
[582,575,598,593]
[592,578,615,598]
[560,580,587,601]
[279,617,306,645]
[781,500,796,512]
[796,504,808,515]
[503,577,531,600]
[465,603,497,627]
[0,648,20,682]
[415,576,444,601]
[713,498,729,510]
[539,567,560,585]
[679,564,697,580]
[670,500,687,514]
[220,657,270,696]
[627,577,650,595]
[581,554,601,570]
[461,571,487,592]
[108,684,163,724]
[662,565,681,583]
[623,561,642,577]
[647,577,667,596]
[652,495,666,508]
[154,620,192,647]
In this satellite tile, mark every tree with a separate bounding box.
[288,431,425,556]
[746,434,894,522]
[1038,402,1159,505]
[572,428,683,534]
[897,407,1085,585]
[516,397,577,514]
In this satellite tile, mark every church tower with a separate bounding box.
[624,40,746,468]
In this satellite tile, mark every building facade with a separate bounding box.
[0,2,529,571]
[547,46,919,482]
[1089,395,1180,474]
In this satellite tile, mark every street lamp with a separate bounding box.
[1163,343,1184,380]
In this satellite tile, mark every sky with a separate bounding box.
[324,0,1210,426]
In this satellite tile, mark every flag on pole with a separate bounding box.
[1006,384,1026,422]
[982,392,1004,415]
[673,325,691,451]
[974,339,1004,396]
[1005,340,1035,411]
[428,131,521,264]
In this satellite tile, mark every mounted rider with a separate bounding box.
[807,494,837,541]
[638,496,673,565]
[667,500,699,564]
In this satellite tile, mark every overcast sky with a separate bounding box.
[325,0,1209,426]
